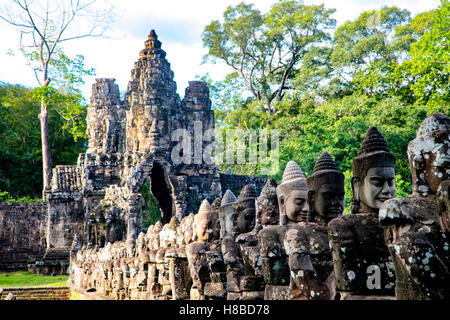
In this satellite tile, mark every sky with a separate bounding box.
[0,0,441,100]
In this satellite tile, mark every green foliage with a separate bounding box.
[0,83,87,198]
[399,0,450,106]
[204,2,449,214]
[0,190,41,203]
[202,0,336,113]
[140,178,163,228]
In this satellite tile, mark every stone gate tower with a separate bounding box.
[40,30,266,272]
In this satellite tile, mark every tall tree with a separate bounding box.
[0,83,87,198]
[330,6,412,99]
[202,0,335,120]
[0,0,116,193]
[399,0,449,106]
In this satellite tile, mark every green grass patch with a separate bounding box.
[0,271,68,288]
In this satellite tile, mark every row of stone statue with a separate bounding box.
[69,113,449,300]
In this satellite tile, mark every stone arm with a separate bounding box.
[186,243,211,290]
[387,227,449,287]
[327,217,356,292]
[380,198,450,289]
[286,229,332,300]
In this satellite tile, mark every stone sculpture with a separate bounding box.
[235,179,280,299]
[258,161,308,299]
[379,113,450,300]
[220,190,238,239]
[284,151,344,300]
[221,184,257,299]
[328,126,396,299]
[186,200,213,299]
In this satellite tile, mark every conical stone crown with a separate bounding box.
[237,184,257,202]
[282,161,306,183]
[358,126,390,155]
[260,178,278,197]
[221,189,237,206]
[307,151,344,191]
[210,198,222,211]
[313,151,339,173]
[352,126,395,178]
[198,199,211,215]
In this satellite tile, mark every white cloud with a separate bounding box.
[0,0,441,100]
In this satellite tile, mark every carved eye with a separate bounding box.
[371,178,383,187]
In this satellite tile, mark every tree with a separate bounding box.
[202,0,335,121]
[399,0,450,106]
[0,83,87,198]
[0,0,116,193]
[330,6,412,98]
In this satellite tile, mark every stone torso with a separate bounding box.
[328,212,395,297]
[294,222,333,283]
[380,195,450,300]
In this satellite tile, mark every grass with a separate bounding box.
[0,271,69,288]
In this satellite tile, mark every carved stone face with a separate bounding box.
[284,189,309,223]
[236,201,256,234]
[195,215,209,243]
[313,183,345,219]
[421,142,449,193]
[224,209,237,237]
[359,167,396,210]
[258,204,279,226]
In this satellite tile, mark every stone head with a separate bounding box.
[233,184,257,234]
[307,151,345,222]
[180,213,195,245]
[194,200,211,243]
[256,178,280,226]
[437,180,450,234]
[408,114,450,197]
[276,161,309,225]
[209,198,222,240]
[220,189,238,238]
[351,127,396,213]
[160,216,179,248]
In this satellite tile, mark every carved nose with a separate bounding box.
[381,181,393,194]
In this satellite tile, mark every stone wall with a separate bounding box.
[0,202,47,270]
[0,287,69,300]
[219,173,267,197]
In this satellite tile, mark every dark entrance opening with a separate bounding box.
[149,162,173,224]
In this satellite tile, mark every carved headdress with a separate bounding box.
[307,151,345,191]
[256,178,279,226]
[221,189,237,207]
[236,184,257,202]
[352,126,395,179]
[277,161,308,225]
[276,161,307,196]
[195,199,211,223]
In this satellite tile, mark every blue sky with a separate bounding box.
[0,0,441,100]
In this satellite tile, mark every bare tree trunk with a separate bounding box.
[38,97,52,195]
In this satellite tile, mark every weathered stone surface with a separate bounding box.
[329,127,396,299]
[0,202,47,271]
[264,285,290,300]
[204,282,226,299]
[379,114,450,300]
